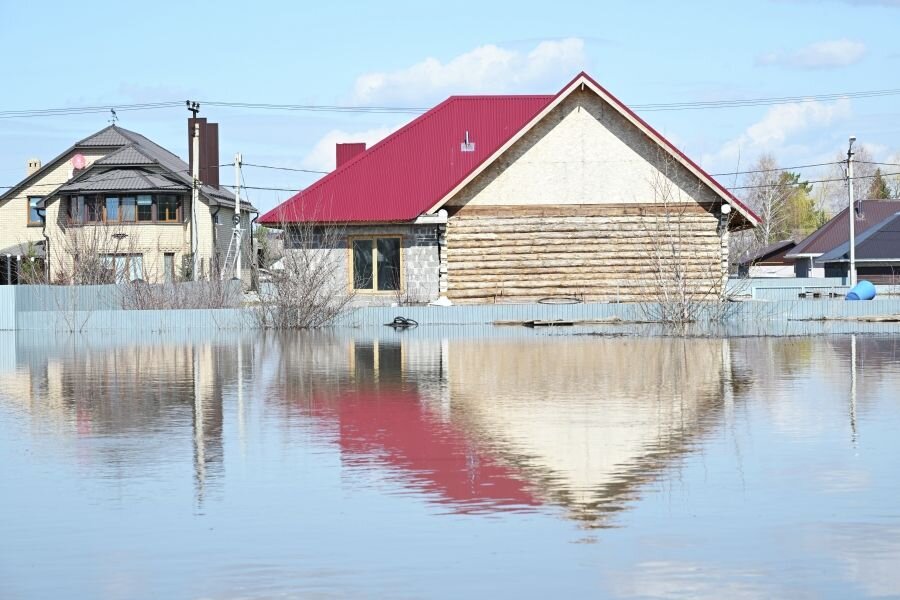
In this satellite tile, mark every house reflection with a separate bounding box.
[0,334,254,506]
[283,335,734,525]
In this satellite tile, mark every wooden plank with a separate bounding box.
[453,203,717,218]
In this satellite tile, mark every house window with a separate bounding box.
[86,197,102,222]
[120,196,136,222]
[351,236,401,291]
[137,195,153,222]
[105,197,120,222]
[66,194,183,224]
[100,253,143,283]
[28,196,42,225]
[158,195,179,222]
[163,253,175,283]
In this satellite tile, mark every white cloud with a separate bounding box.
[703,99,852,168]
[301,127,396,172]
[352,38,587,104]
[757,39,866,69]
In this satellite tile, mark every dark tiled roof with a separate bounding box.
[2,124,256,211]
[76,126,132,147]
[57,169,189,193]
[94,145,157,166]
[817,212,900,263]
[787,200,900,257]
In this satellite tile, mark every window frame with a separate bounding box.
[99,253,144,283]
[66,194,184,225]
[347,235,404,293]
[27,196,43,226]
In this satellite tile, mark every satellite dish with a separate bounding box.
[72,154,86,169]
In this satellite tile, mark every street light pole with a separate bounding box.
[847,136,857,288]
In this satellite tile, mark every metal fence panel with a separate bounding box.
[0,287,15,330]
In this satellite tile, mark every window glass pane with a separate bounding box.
[129,255,143,281]
[164,253,175,283]
[137,195,153,221]
[352,239,374,289]
[28,197,42,223]
[376,238,401,291]
[106,197,119,221]
[71,196,85,223]
[158,195,178,222]
[121,197,136,222]
[113,254,128,283]
[86,197,101,222]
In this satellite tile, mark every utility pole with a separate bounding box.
[848,136,857,288]
[191,122,201,280]
[234,152,242,282]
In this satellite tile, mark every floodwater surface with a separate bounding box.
[1,329,900,599]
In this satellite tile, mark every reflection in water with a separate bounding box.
[2,330,900,599]
[0,333,256,506]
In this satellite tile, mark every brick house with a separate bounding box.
[260,72,759,304]
[0,121,255,284]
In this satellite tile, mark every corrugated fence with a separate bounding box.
[3,283,900,332]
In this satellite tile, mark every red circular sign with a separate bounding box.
[72,153,86,169]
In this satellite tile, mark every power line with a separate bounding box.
[726,170,900,191]
[711,161,840,177]
[3,86,900,120]
[242,162,329,174]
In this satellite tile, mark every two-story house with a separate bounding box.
[0,119,255,284]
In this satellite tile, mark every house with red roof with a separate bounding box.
[260,72,758,304]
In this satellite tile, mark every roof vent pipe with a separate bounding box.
[461,131,475,153]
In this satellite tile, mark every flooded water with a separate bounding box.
[2,329,900,599]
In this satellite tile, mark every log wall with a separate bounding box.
[445,204,725,304]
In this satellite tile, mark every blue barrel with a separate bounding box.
[846,280,876,301]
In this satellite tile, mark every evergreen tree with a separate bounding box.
[867,168,891,200]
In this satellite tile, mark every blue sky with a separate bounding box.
[2,0,899,213]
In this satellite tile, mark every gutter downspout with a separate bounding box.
[211,205,221,274]
[38,206,49,282]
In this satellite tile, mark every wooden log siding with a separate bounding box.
[445,204,725,303]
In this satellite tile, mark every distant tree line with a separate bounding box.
[731,150,900,268]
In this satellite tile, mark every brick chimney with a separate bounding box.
[336,143,366,169]
[188,118,220,188]
[26,158,41,176]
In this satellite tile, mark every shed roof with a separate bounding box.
[787,200,900,258]
[260,72,759,226]
[739,239,797,266]
[817,211,900,263]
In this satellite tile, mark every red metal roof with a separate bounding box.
[310,389,539,511]
[260,95,552,223]
[260,72,759,225]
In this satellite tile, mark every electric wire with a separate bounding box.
[3,86,900,119]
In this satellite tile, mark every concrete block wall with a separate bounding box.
[285,223,441,307]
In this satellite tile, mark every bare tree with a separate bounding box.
[638,158,736,327]
[255,220,355,328]
[743,154,792,247]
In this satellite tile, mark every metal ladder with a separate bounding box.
[220,227,242,280]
